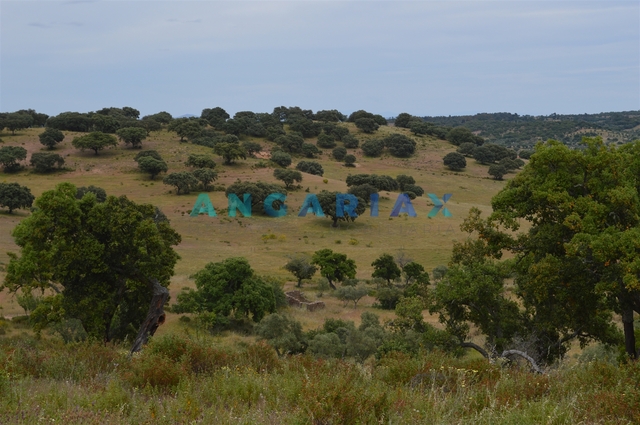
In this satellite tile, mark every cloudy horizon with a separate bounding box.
[1,0,638,119]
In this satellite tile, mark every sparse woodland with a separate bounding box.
[0,106,639,424]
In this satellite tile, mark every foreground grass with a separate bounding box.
[1,334,639,424]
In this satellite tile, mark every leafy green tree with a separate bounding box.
[342,134,359,149]
[317,132,336,149]
[311,249,357,290]
[447,127,483,146]
[256,314,307,356]
[143,111,173,124]
[301,143,320,158]
[134,150,162,162]
[163,171,198,194]
[273,168,302,189]
[138,118,162,135]
[347,184,377,204]
[275,133,304,153]
[136,157,167,180]
[284,255,317,287]
[2,113,33,134]
[443,152,467,171]
[242,141,263,157]
[315,109,346,122]
[375,287,403,310]
[214,142,247,164]
[296,160,324,176]
[355,118,379,133]
[330,125,350,141]
[185,154,216,169]
[0,146,27,171]
[402,262,429,286]
[519,149,534,159]
[348,110,387,126]
[432,265,448,281]
[488,164,507,180]
[372,253,401,286]
[192,168,218,190]
[473,146,496,164]
[76,185,106,202]
[288,117,322,138]
[39,128,65,149]
[457,142,476,156]
[116,127,148,148]
[15,108,48,127]
[346,174,399,192]
[225,181,284,212]
[30,152,64,173]
[344,154,356,167]
[317,190,366,227]
[201,107,229,129]
[91,113,120,133]
[2,183,180,350]
[172,257,276,322]
[394,113,415,128]
[71,132,118,155]
[384,134,416,157]
[395,175,415,191]
[361,139,384,157]
[271,151,292,168]
[0,183,34,213]
[46,112,93,132]
[336,285,369,308]
[332,146,347,161]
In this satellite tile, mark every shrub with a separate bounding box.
[185,154,216,169]
[342,134,359,149]
[301,143,320,158]
[344,154,356,167]
[383,134,417,157]
[30,152,64,173]
[361,139,384,157]
[271,150,292,168]
[317,132,336,149]
[443,152,467,171]
[332,146,347,161]
[296,161,324,176]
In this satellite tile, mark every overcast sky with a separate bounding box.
[1,1,638,118]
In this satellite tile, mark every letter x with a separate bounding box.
[427,193,452,218]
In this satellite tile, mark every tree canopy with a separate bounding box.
[71,132,118,155]
[0,182,34,213]
[312,249,357,290]
[317,190,366,227]
[0,146,27,171]
[2,183,180,349]
[116,127,148,148]
[30,152,65,173]
[39,128,65,149]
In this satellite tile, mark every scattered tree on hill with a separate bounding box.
[275,134,304,153]
[355,118,379,133]
[116,127,148,148]
[488,164,507,180]
[30,152,64,173]
[214,142,247,165]
[242,141,263,157]
[332,146,347,161]
[395,175,415,191]
[519,149,534,159]
[271,151,292,168]
[163,171,199,194]
[1,113,33,134]
[172,257,277,323]
[372,253,401,286]
[38,128,65,149]
[225,181,284,212]
[0,146,28,171]
[348,110,387,126]
[76,185,107,202]
[312,249,357,290]
[315,109,346,122]
[361,139,385,157]
[443,152,467,171]
[447,127,484,146]
[143,111,173,124]
[394,113,415,128]
[346,174,399,191]
[344,154,356,167]
[2,183,181,350]
[273,169,303,189]
[138,118,162,135]
[404,184,424,197]
[402,262,429,286]
[0,182,34,213]
[201,107,229,129]
[301,143,320,158]
[45,112,93,132]
[457,142,476,157]
[384,134,416,157]
[296,160,324,176]
[137,157,168,180]
[284,256,317,287]
[192,168,218,190]
[185,154,216,169]
[134,150,162,162]
[255,313,307,356]
[473,146,496,164]
[342,134,359,149]
[71,132,118,155]
[317,190,366,227]
[347,184,377,204]
[317,132,336,149]
[336,285,369,308]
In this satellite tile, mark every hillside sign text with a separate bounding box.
[190,192,453,218]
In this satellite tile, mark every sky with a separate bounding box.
[1,0,638,119]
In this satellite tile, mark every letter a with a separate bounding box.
[298,194,325,217]
[190,193,217,217]
[390,193,417,217]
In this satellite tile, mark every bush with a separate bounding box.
[30,152,65,173]
[332,146,347,161]
[355,118,379,133]
[301,143,320,158]
[443,152,467,171]
[296,161,324,176]
[344,154,356,167]
[342,134,359,149]
[383,134,416,157]
[317,132,336,149]
[404,184,424,196]
[361,139,384,157]
[488,164,507,180]
[38,128,65,149]
[185,154,216,169]
[375,287,403,309]
[271,151,292,168]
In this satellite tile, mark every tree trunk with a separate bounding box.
[622,307,637,360]
[129,277,169,355]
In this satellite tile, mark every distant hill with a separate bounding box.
[414,111,640,149]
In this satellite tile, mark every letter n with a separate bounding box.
[228,193,252,217]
